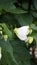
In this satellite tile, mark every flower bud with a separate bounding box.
[28,36,33,44]
[14,28,18,35]
[29,28,33,34]
[3,35,8,41]
[0,31,2,35]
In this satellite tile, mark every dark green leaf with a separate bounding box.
[15,14,33,26]
[31,24,37,30]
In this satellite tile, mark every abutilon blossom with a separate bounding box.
[14,26,33,43]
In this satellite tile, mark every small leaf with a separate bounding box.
[33,0,37,10]
[31,24,37,30]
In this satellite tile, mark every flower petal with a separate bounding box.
[18,26,29,36]
[14,26,30,41]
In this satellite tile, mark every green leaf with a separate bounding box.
[32,32,37,42]
[0,0,27,14]
[15,14,33,26]
[31,24,37,30]
[32,12,37,18]
[0,36,31,65]
[0,37,18,65]
[0,23,12,40]
[30,24,37,42]
[22,2,28,10]
[2,50,16,65]
[11,39,31,65]
[33,0,37,10]
[6,8,27,14]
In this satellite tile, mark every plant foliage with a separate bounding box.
[0,0,37,65]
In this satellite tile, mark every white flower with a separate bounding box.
[14,26,33,43]
[0,47,2,60]
[28,36,33,44]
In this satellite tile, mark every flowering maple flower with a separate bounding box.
[0,47,2,60]
[14,26,33,43]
